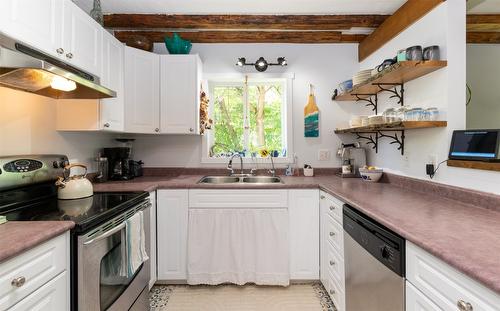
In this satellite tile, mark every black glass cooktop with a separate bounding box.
[0,183,148,233]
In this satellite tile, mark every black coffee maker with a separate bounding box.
[103,147,134,180]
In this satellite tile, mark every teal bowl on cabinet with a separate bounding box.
[164,33,192,54]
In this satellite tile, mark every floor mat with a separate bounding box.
[150,282,336,311]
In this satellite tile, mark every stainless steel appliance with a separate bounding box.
[343,204,405,311]
[0,33,115,99]
[0,155,151,311]
[337,143,367,177]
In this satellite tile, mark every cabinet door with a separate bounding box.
[160,55,201,134]
[100,31,124,131]
[149,191,157,289]
[288,189,319,280]
[0,0,63,58]
[406,281,441,311]
[157,190,189,281]
[124,47,160,134]
[9,271,69,311]
[62,0,102,76]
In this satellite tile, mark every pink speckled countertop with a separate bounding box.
[93,174,500,295]
[0,221,74,263]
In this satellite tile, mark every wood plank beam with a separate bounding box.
[467,32,500,43]
[358,0,445,62]
[114,31,366,44]
[467,14,500,32]
[104,14,388,30]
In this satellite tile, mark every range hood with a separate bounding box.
[0,35,116,99]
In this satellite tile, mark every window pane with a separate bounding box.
[210,85,244,157]
[247,83,284,157]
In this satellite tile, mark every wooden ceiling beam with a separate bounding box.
[113,30,367,44]
[358,0,445,62]
[467,14,500,32]
[467,32,500,43]
[104,14,388,30]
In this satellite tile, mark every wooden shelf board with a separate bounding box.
[447,160,500,172]
[335,60,447,101]
[334,121,447,134]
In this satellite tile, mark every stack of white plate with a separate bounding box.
[353,69,372,86]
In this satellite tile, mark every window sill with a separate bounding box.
[201,157,294,165]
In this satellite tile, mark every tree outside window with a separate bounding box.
[207,78,287,159]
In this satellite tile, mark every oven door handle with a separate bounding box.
[83,222,126,246]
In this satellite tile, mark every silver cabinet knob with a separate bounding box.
[103,123,110,128]
[329,231,335,237]
[56,48,64,54]
[155,128,160,133]
[329,289,335,295]
[329,260,335,266]
[11,276,26,288]
[189,127,194,132]
[320,195,325,199]
[457,300,473,311]
[329,205,335,211]
[66,52,73,59]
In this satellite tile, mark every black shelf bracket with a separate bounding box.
[354,93,378,114]
[373,83,404,106]
[378,130,405,155]
[355,132,378,153]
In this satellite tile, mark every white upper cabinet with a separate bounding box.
[0,0,63,58]
[160,55,202,134]
[62,0,102,76]
[100,30,124,131]
[124,46,160,134]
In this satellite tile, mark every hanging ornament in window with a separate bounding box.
[199,86,213,135]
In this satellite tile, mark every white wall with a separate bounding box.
[0,87,115,171]
[358,1,500,194]
[132,43,360,168]
[466,44,500,129]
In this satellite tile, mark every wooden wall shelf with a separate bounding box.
[335,61,448,101]
[447,160,500,172]
[334,121,447,134]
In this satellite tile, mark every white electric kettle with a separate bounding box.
[55,163,93,200]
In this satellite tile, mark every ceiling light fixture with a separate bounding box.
[235,57,287,72]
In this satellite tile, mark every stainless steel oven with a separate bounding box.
[77,199,151,311]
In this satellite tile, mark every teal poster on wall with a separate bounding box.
[304,86,319,137]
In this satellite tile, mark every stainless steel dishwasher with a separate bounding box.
[343,204,405,311]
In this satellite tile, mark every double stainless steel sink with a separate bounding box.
[198,175,282,184]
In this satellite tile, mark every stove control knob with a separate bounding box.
[53,161,59,168]
[381,246,390,259]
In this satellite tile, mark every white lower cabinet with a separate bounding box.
[406,281,441,311]
[320,190,345,311]
[157,189,189,281]
[288,189,319,280]
[0,232,70,311]
[406,241,500,311]
[149,191,157,289]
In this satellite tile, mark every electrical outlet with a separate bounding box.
[318,149,330,161]
[428,154,438,166]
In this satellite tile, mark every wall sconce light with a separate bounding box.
[236,57,287,72]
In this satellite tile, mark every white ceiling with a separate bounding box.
[468,0,500,13]
[73,0,406,15]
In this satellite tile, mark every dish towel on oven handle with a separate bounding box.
[187,208,290,286]
[120,210,149,278]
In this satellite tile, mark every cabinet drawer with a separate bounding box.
[189,189,288,208]
[326,243,345,288]
[406,281,440,311]
[325,215,344,253]
[406,241,500,311]
[328,271,345,311]
[9,271,68,311]
[0,233,68,310]
[320,191,343,224]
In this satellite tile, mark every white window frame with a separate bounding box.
[201,73,294,164]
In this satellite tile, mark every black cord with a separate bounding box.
[429,159,448,179]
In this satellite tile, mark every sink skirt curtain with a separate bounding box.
[187,208,290,286]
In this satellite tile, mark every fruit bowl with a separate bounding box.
[359,167,383,182]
